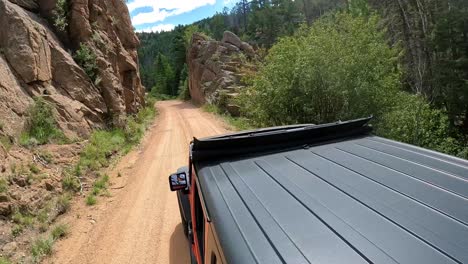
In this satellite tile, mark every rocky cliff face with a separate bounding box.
[188,31,256,116]
[0,0,144,139]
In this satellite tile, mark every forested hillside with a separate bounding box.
[138,0,468,159]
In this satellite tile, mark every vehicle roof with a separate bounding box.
[194,123,468,264]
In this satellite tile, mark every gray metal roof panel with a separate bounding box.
[196,136,468,264]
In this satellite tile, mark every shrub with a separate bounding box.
[22,97,66,145]
[178,77,190,101]
[86,195,97,206]
[202,104,254,131]
[51,224,69,240]
[29,163,40,174]
[74,43,98,81]
[53,0,68,32]
[56,193,72,214]
[11,225,23,237]
[12,211,35,227]
[0,178,7,193]
[238,12,401,126]
[91,174,109,196]
[31,238,53,261]
[62,173,80,192]
[377,93,468,158]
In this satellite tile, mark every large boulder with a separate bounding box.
[222,31,242,48]
[0,0,144,138]
[188,32,257,116]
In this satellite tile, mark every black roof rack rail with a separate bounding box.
[191,117,373,162]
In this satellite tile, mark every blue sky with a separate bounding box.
[127,0,236,33]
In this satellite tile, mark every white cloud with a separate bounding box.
[128,0,216,26]
[136,24,176,33]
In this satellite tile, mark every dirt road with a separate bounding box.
[49,101,229,264]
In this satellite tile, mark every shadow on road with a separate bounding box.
[170,223,191,264]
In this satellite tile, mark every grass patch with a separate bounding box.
[29,163,41,174]
[91,174,109,196]
[0,257,11,264]
[56,193,72,214]
[51,224,69,240]
[85,195,97,206]
[12,211,35,227]
[0,135,12,151]
[62,172,81,192]
[78,98,156,172]
[21,97,67,146]
[0,177,8,193]
[11,225,23,237]
[31,238,53,261]
[79,129,127,170]
[202,104,254,131]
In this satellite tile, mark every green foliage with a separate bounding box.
[0,177,7,193]
[239,12,400,126]
[74,43,98,81]
[12,211,35,227]
[62,172,80,192]
[151,53,176,96]
[79,130,126,170]
[53,0,68,32]
[79,100,155,171]
[0,257,11,264]
[203,104,254,131]
[178,78,190,101]
[29,163,40,174]
[11,225,23,237]
[31,238,53,261]
[22,97,66,145]
[0,135,12,151]
[86,195,97,206]
[91,174,109,196]
[177,64,190,100]
[51,224,69,240]
[56,193,72,214]
[377,93,468,159]
[183,25,202,47]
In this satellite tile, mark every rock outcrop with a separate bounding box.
[0,0,144,139]
[188,31,257,116]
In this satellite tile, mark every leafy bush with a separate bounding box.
[377,93,468,159]
[53,0,68,32]
[74,43,98,81]
[238,12,401,126]
[22,97,66,145]
[178,77,190,101]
